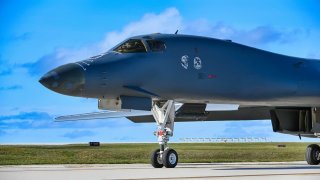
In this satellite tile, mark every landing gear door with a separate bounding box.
[311,108,320,134]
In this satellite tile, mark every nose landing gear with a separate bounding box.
[150,100,178,168]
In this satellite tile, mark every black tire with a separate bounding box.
[305,144,320,165]
[163,148,178,168]
[151,149,163,168]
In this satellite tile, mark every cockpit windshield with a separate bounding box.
[147,40,166,52]
[114,39,147,53]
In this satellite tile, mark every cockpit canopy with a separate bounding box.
[114,39,146,53]
[114,39,166,53]
[146,40,166,52]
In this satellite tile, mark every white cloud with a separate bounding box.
[99,7,182,51]
[184,21,307,46]
[307,52,320,59]
[25,8,183,74]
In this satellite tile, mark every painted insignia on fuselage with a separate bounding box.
[181,55,189,69]
[194,57,202,70]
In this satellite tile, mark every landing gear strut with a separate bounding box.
[306,144,320,165]
[150,100,178,168]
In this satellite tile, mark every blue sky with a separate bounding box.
[1,0,320,143]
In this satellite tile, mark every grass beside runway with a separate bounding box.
[0,143,314,165]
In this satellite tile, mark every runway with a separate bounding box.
[0,162,319,180]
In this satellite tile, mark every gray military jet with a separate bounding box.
[39,33,320,168]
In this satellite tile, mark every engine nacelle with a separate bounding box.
[98,95,151,111]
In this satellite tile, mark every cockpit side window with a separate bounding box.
[146,40,166,52]
[114,39,147,53]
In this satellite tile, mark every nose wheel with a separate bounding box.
[162,148,178,168]
[150,100,178,168]
[305,144,320,165]
[151,148,178,168]
[151,149,163,168]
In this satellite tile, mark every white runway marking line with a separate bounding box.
[110,172,320,180]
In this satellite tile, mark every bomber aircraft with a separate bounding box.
[39,33,320,168]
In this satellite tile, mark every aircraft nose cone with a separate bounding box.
[39,63,85,96]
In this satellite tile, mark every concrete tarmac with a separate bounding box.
[0,162,320,180]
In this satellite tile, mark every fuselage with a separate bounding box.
[39,33,320,107]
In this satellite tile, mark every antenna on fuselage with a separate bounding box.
[174,30,179,34]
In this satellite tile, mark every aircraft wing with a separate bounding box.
[55,110,152,122]
[55,104,271,122]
